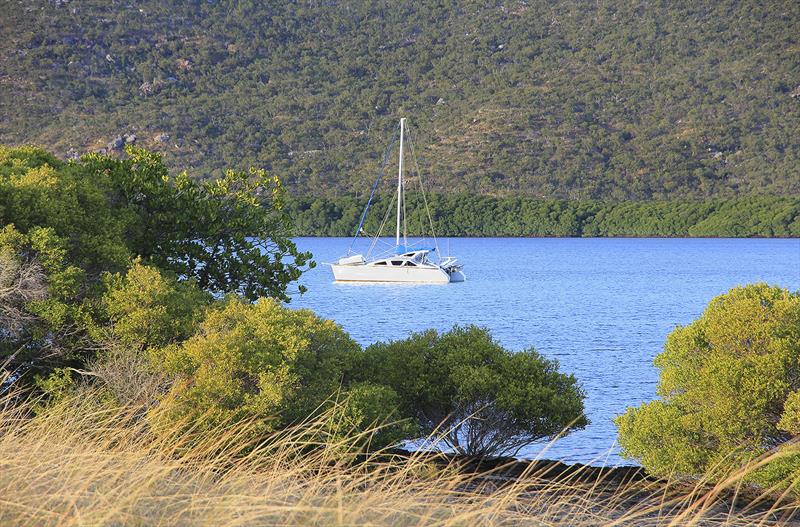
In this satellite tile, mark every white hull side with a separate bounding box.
[448,270,466,282]
[331,264,451,283]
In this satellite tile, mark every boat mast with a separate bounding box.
[396,118,405,248]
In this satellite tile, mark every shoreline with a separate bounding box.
[387,449,795,516]
[389,449,648,484]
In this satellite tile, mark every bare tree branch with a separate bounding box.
[0,250,48,339]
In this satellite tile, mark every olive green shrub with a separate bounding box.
[616,284,800,488]
[150,297,408,447]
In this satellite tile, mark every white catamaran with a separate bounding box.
[330,118,465,283]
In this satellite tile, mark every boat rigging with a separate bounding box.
[329,118,465,283]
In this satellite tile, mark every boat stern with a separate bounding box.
[447,268,466,282]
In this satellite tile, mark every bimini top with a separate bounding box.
[394,245,436,255]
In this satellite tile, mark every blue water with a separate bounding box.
[289,237,800,465]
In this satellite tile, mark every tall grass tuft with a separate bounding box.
[0,382,797,526]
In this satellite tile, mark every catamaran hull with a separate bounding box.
[448,269,466,283]
[331,264,455,283]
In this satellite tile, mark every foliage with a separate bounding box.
[0,227,48,339]
[95,270,583,455]
[100,261,211,351]
[615,284,800,488]
[287,194,800,237]
[0,224,91,372]
[87,262,212,407]
[34,368,76,402]
[0,146,132,276]
[331,382,417,451]
[0,145,311,384]
[1,1,798,200]
[80,147,314,300]
[778,391,800,436]
[96,266,572,455]
[356,326,587,457]
[0,145,312,302]
[150,297,378,442]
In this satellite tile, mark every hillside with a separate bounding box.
[1,0,798,200]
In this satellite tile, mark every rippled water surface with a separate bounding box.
[290,237,800,464]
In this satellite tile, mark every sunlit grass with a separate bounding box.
[0,385,797,526]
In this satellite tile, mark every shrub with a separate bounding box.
[80,262,212,406]
[0,225,88,372]
[150,297,366,440]
[356,326,588,457]
[0,226,48,339]
[616,284,800,487]
[331,382,417,450]
[100,261,211,351]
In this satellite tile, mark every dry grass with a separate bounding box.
[0,387,798,527]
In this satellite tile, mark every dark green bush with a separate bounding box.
[356,326,588,457]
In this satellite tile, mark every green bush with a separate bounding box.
[0,224,89,371]
[356,326,588,457]
[616,284,800,487]
[100,261,211,351]
[332,382,417,451]
[149,297,401,444]
[0,145,311,303]
[142,315,589,457]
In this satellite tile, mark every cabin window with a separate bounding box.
[405,262,417,267]
[375,261,387,265]
[391,260,403,266]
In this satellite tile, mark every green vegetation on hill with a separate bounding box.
[287,194,800,237]
[1,1,798,200]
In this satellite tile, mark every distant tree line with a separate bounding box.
[287,194,800,238]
